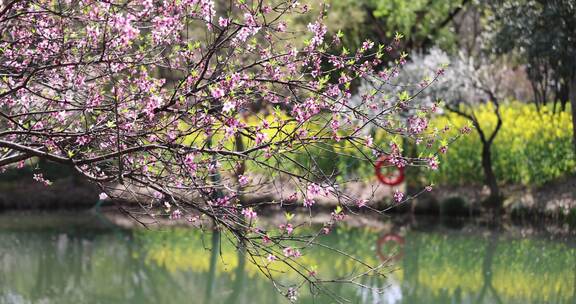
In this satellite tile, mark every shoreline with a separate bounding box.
[0,208,574,239]
[0,164,574,225]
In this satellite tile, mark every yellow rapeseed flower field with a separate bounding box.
[428,101,575,185]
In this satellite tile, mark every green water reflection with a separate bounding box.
[0,213,574,303]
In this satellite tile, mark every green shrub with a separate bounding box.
[440,197,469,217]
[413,197,440,215]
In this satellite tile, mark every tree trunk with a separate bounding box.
[205,230,221,303]
[446,104,503,214]
[569,74,576,154]
[482,142,501,212]
[557,79,570,112]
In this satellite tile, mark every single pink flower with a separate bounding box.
[170,209,182,220]
[211,86,225,99]
[303,197,315,208]
[267,254,276,262]
[241,208,257,220]
[238,175,249,186]
[218,17,229,27]
[394,189,404,203]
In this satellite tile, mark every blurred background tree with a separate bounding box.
[317,0,470,53]
[488,0,576,151]
[295,0,575,212]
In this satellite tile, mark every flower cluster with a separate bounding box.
[33,173,52,186]
[241,208,258,220]
[0,1,448,300]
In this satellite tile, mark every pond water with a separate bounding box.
[0,212,574,304]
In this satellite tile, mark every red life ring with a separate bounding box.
[374,156,404,186]
[376,233,405,262]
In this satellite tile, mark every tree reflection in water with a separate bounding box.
[0,213,574,304]
[475,229,502,304]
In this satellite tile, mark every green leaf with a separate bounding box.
[398,91,410,101]
[335,205,342,214]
